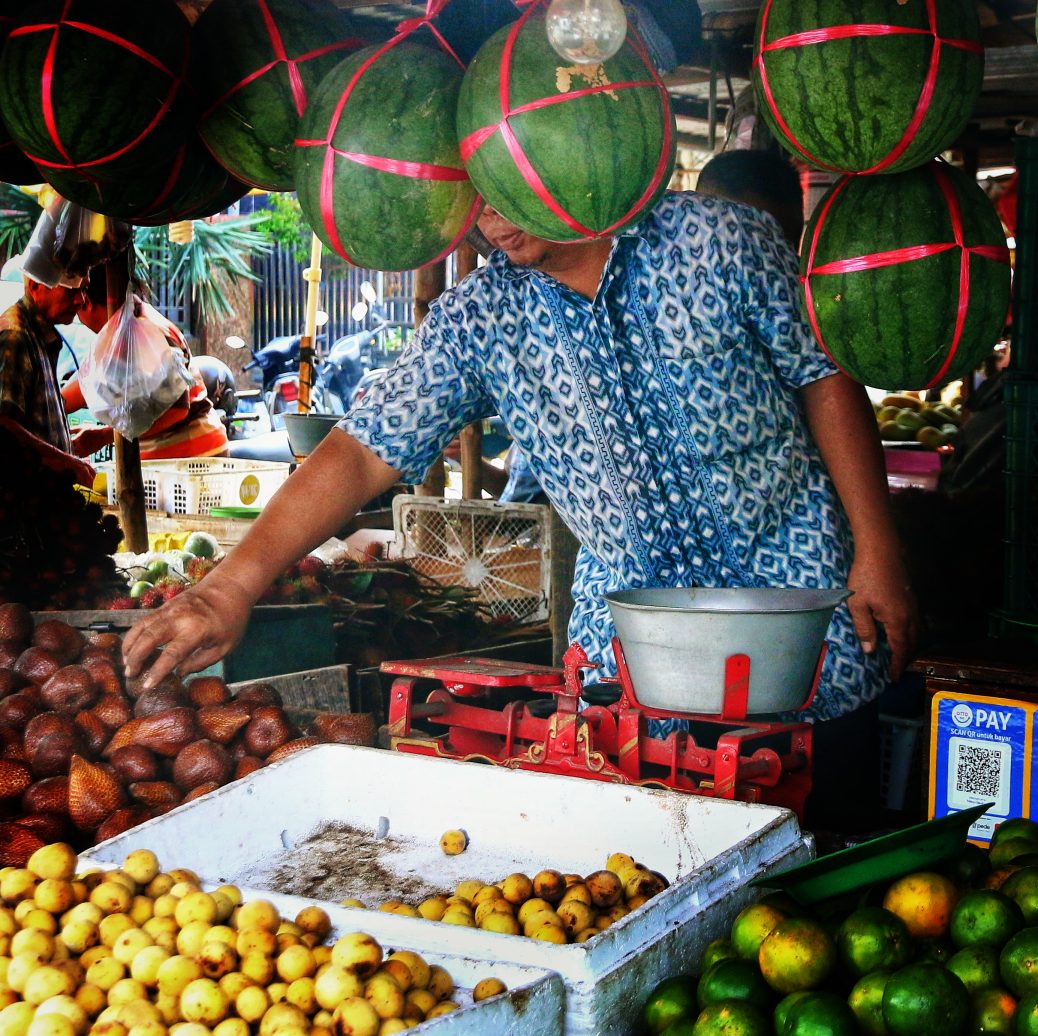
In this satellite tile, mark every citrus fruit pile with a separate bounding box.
[641,816,1038,1035]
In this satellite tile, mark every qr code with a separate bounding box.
[955,742,1003,798]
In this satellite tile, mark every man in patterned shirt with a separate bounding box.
[125,192,916,823]
[0,265,93,487]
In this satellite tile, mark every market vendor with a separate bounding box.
[124,191,918,826]
[61,267,229,461]
[0,256,93,488]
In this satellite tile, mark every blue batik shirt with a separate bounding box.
[341,192,888,724]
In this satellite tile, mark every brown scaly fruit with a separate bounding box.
[32,620,85,664]
[68,754,126,830]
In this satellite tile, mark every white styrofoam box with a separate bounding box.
[85,745,813,1036]
[75,861,563,1036]
[100,457,291,515]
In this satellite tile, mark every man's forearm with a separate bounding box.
[210,427,401,602]
[0,415,79,472]
[799,373,896,554]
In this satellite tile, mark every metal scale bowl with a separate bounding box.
[383,587,849,819]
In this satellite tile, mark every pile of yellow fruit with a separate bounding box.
[0,843,505,1036]
[344,852,669,945]
[873,392,962,449]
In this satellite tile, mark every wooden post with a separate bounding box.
[107,256,148,553]
[453,240,484,500]
[297,234,323,415]
[549,508,580,666]
[414,260,447,498]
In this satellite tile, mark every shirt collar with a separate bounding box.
[20,295,62,354]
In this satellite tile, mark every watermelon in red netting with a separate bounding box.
[0,0,191,181]
[753,0,983,174]
[456,7,675,242]
[193,0,362,192]
[42,137,248,226]
[801,162,1011,390]
[294,41,479,272]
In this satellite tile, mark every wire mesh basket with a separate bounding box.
[392,497,551,624]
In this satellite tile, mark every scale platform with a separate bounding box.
[383,638,821,819]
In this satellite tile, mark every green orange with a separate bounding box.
[847,971,891,1036]
[758,918,836,995]
[991,837,1038,869]
[782,991,858,1035]
[999,928,1038,997]
[643,975,699,1035]
[1015,990,1038,1035]
[950,889,1024,948]
[947,944,1002,994]
[944,841,992,887]
[838,907,912,978]
[999,867,1038,925]
[881,962,971,1036]
[970,987,1017,1033]
[883,872,959,939]
[690,999,769,1036]
[773,992,812,1033]
[700,938,739,973]
[991,818,1038,848]
[730,903,788,961]
[697,959,774,1013]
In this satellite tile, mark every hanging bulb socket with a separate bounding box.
[546,0,628,65]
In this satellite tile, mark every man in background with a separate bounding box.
[0,255,93,487]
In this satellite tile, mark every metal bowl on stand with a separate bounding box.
[603,587,850,716]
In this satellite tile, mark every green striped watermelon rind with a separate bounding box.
[294,41,478,273]
[800,162,1011,390]
[0,0,191,179]
[194,0,359,192]
[42,138,249,226]
[753,0,984,174]
[456,10,675,242]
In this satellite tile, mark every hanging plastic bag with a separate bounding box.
[20,195,131,287]
[78,287,193,440]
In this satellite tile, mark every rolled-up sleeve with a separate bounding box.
[338,302,494,483]
[738,210,838,390]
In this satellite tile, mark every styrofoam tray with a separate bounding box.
[85,745,812,1035]
[77,860,563,1036]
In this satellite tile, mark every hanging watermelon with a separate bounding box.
[42,137,249,226]
[753,0,984,174]
[456,7,675,242]
[0,0,191,181]
[0,1,38,185]
[801,162,1011,390]
[193,0,362,192]
[294,41,479,272]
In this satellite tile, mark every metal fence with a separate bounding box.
[252,244,417,354]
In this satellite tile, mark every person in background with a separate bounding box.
[124,191,916,831]
[696,148,805,248]
[0,254,93,487]
[62,266,228,461]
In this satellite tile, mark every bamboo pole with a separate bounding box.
[415,260,447,497]
[453,240,483,499]
[107,254,148,553]
[297,234,323,415]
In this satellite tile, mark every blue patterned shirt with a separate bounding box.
[342,192,887,722]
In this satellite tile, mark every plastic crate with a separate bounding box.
[101,457,291,515]
[880,713,925,813]
[392,497,551,624]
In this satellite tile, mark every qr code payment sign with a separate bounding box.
[947,736,1012,816]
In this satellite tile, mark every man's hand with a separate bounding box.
[122,574,253,689]
[71,425,114,457]
[846,550,919,681]
[42,450,95,489]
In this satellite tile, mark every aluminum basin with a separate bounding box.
[283,413,341,457]
[604,587,849,716]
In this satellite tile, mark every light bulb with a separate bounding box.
[546,0,628,65]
